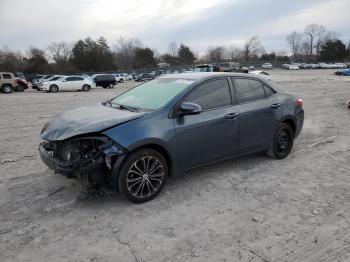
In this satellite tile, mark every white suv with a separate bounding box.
[39,76,95,92]
[113,74,125,83]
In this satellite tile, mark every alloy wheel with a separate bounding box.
[126,156,165,199]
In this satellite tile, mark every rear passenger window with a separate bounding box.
[184,78,232,110]
[3,74,12,79]
[232,78,266,103]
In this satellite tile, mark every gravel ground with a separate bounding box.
[0,70,350,262]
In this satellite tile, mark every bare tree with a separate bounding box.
[114,37,142,69]
[206,46,226,63]
[47,41,72,71]
[286,31,303,59]
[226,45,242,61]
[168,41,178,57]
[304,24,320,56]
[243,36,265,61]
[323,30,340,43]
[0,47,24,72]
[315,25,327,55]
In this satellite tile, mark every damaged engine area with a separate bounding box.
[39,136,125,187]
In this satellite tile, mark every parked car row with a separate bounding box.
[281,62,347,70]
[33,73,134,92]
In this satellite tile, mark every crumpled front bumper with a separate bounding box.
[39,143,74,174]
[38,138,126,177]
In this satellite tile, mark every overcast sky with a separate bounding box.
[0,0,349,55]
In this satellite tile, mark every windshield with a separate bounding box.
[111,78,194,110]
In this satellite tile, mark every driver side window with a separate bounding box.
[183,78,232,110]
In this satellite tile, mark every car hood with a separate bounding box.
[41,103,145,141]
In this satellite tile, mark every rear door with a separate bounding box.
[231,77,281,153]
[75,76,84,89]
[174,78,239,169]
[61,76,76,90]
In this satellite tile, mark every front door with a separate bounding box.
[174,78,239,169]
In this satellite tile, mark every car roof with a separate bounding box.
[159,72,257,81]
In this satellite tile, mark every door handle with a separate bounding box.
[271,103,281,109]
[225,112,239,119]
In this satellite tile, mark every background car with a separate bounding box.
[288,64,300,70]
[135,73,155,82]
[121,73,133,81]
[0,72,16,93]
[14,78,29,91]
[262,63,273,69]
[113,73,125,83]
[249,70,272,81]
[39,75,94,92]
[32,75,65,90]
[91,74,117,88]
[335,68,350,76]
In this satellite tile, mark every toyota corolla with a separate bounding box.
[39,72,304,203]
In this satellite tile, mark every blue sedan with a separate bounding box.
[39,73,304,203]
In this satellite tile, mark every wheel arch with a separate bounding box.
[111,142,175,191]
[280,117,296,136]
[128,143,174,176]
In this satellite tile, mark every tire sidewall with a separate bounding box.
[82,84,90,92]
[50,85,58,92]
[118,149,168,203]
[2,85,13,93]
[271,123,294,159]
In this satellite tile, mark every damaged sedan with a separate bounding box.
[39,72,304,203]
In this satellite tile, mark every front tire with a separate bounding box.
[267,123,294,159]
[118,149,168,203]
[49,85,59,92]
[109,83,114,88]
[82,84,90,92]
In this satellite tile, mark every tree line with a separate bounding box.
[286,23,350,62]
[1,23,349,74]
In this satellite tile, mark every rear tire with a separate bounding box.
[267,123,294,159]
[49,85,59,92]
[118,149,168,203]
[16,84,25,92]
[1,84,13,94]
[109,83,114,88]
[82,84,90,92]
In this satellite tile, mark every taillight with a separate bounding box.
[296,97,303,108]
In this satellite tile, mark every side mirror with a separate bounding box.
[180,102,201,116]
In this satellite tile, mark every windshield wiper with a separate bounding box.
[117,104,138,112]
